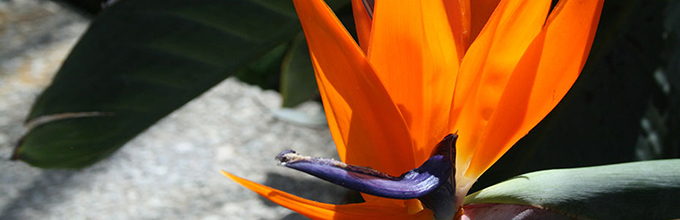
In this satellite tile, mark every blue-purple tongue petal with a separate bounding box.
[420,133,458,220]
[276,150,448,199]
[275,134,458,219]
[361,0,374,19]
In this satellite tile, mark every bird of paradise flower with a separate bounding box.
[222,0,604,219]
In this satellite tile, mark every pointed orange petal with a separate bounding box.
[351,0,372,53]
[451,0,551,176]
[368,0,463,163]
[293,0,415,175]
[221,171,433,220]
[314,65,348,160]
[469,0,501,42]
[465,0,605,177]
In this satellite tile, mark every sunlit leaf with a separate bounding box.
[466,159,680,220]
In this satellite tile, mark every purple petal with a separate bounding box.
[362,0,374,19]
[419,133,457,220]
[275,134,459,219]
[276,150,448,199]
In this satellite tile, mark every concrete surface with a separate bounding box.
[0,1,347,219]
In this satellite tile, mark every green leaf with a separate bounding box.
[280,34,318,108]
[234,43,290,91]
[465,159,680,220]
[12,0,303,168]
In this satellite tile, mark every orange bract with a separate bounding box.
[463,0,604,177]
[225,0,604,219]
[450,0,552,182]
[297,0,415,176]
[369,0,463,164]
[221,171,433,220]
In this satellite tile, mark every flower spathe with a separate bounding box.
[223,0,604,219]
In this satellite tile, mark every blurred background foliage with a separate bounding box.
[12,0,680,195]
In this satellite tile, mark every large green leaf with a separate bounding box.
[465,159,680,220]
[12,0,304,168]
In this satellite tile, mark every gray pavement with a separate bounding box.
[0,1,346,219]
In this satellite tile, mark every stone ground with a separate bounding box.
[0,1,347,219]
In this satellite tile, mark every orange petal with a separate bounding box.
[293,0,415,175]
[221,171,433,220]
[368,0,463,163]
[443,0,471,58]
[469,0,501,42]
[465,0,605,177]
[351,0,372,53]
[451,0,551,176]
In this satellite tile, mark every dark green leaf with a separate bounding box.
[234,43,289,91]
[280,34,318,108]
[12,0,302,168]
[465,159,680,220]
[642,0,680,159]
[55,0,108,16]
